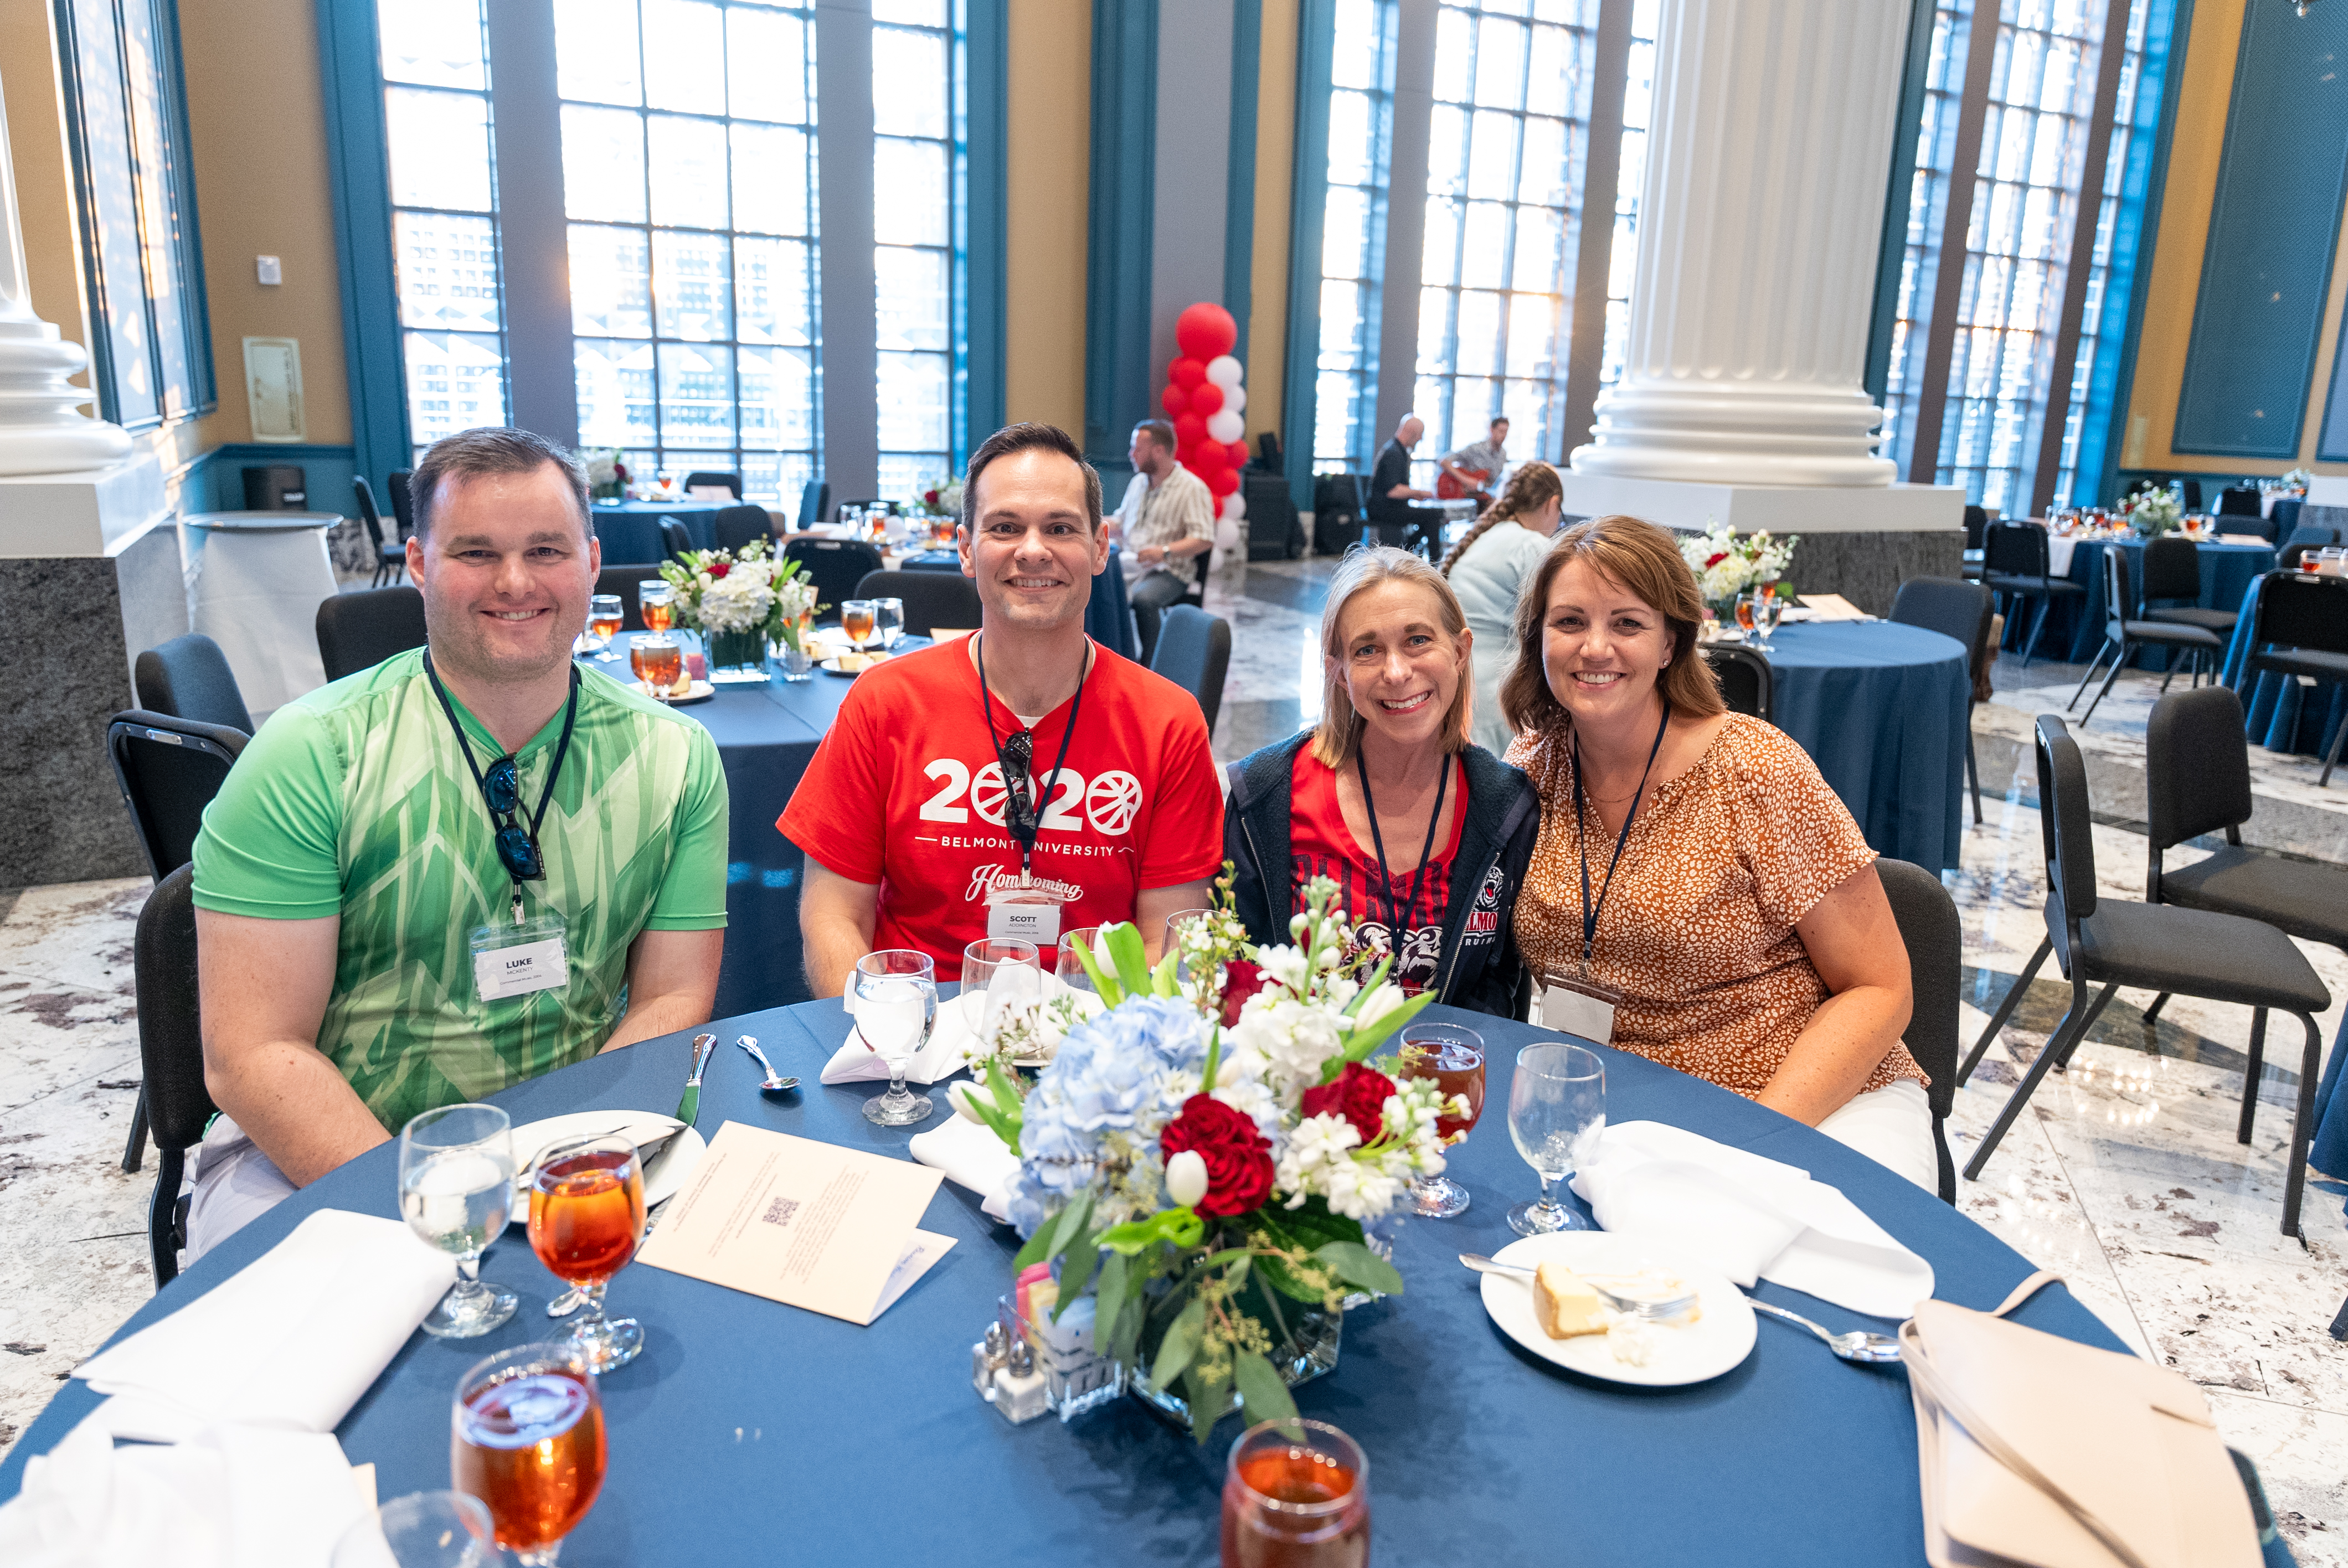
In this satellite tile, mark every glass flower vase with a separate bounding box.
[706,627,769,683]
[1125,1298,1342,1436]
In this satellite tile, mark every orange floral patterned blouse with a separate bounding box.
[1505,713,1926,1100]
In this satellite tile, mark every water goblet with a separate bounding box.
[1395,1023,1484,1220]
[961,936,1041,1038]
[399,1103,520,1338]
[1733,592,1758,642]
[877,596,905,649]
[841,599,878,652]
[451,1340,606,1566]
[585,595,623,661]
[332,1491,498,1568]
[1753,587,1783,651]
[637,581,675,634]
[1220,1418,1371,1568]
[1506,1042,1604,1236]
[856,948,938,1125]
[1055,925,1101,993]
[1162,904,1215,972]
[527,1135,646,1371]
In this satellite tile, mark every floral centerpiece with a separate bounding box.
[584,448,628,503]
[1679,522,1799,618]
[916,475,965,517]
[656,539,819,680]
[2119,485,2183,537]
[2280,467,2312,494]
[957,871,1466,1441]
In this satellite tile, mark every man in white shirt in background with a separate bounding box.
[1110,419,1215,666]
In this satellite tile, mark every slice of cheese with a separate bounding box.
[1532,1262,1611,1339]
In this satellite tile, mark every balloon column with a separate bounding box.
[1158,302,1251,535]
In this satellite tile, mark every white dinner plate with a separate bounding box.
[1479,1231,1757,1387]
[503,1112,708,1227]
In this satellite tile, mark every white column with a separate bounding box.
[1568,0,1906,488]
[0,65,131,477]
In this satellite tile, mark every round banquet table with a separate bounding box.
[1743,621,1970,875]
[587,500,724,566]
[1999,533,2275,666]
[7,1002,2285,1566]
[182,511,343,714]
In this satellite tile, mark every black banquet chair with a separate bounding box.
[683,470,743,499]
[1874,857,1961,1203]
[2217,486,2263,520]
[784,537,885,619]
[1151,605,1232,735]
[132,865,215,1287]
[318,586,428,682]
[658,518,694,561]
[2136,534,2239,640]
[1701,643,1770,722]
[1959,504,1988,583]
[134,632,253,734]
[1888,576,1992,825]
[387,469,416,538]
[1956,716,2330,1235]
[854,568,980,637]
[351,477,408,586]
[713,503,774,554]
[2239,569,2348,786]
[1982,523,2085,667]
[2066,546,2225,727]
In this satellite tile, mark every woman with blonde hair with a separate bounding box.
[1501,515,1932,1191]
[1224,545,1537,1016]
[1441,461,1566,755]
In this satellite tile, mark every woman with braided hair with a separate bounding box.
[1442,461,1565,754]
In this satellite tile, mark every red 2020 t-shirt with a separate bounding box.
[777,638,1226,979]
[1287,748,1468,995]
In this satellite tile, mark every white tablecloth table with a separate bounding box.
[184,512,341,714]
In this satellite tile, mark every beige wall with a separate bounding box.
[1244,0,1296,445]
[1003,0,1090,437]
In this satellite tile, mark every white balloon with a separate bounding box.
[1221,490,1247,520]
[1223,383,1247,414]
[1206,409,1245,444]
[1206,354,1244,389]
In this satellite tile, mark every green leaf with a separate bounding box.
[1314,1239,1405,1297]
[1043,1189,1094,1266]
[1199,1023,1222,1095]
[1102,1292,1145,1369]
[1233,1349,1299,1428]
[1254,1251,1325,1304]
[1054,1234,1101,1318]
[1150,952,1180,997]
[1105,922,1154,996]
[1347,956,1394,1009]
[1069,930,1122,1005]
[1338,988,1439,1067]
[1185,1366,1229,1446]
[1152,1296,1207,1390]
[1261,1194,1363,1252]
[1099,1206,1206,1256]
[1012,1223,1052,1272]
[1092,1251,1130,1340]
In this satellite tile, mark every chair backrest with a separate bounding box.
[1984,523,2050,579]
[109,711,248,879]
[797,478,831,530]
[386,469,415,535]
[2217,486,2263,518]
[2278,543,2319,572]
[2251,570,2348,656]
[1256,431,1284,470]
[597,565,665,631]
[350,476,387,549]
[317,586,428,682]
[683,470,743,499]
[133,632,254,733]
[1961,504,1988,552]
[853,568,981,636]
[2281,522,2338,554]
[1701,644,1771,721]
[1887,576,1992,684]
[2139,533,2201,602]
[2101,541,2133,639]
[2144,684,2252,857]
[1151,605,1232,733]
[658,518,694,560]
[135,865,215,1157]
[2269,497,2302,537]
[2033,714,2098,925]
[2179,479,2203,513]
[713,504,773,553]
[783,537,886,616]
[1873,857,1959,1122]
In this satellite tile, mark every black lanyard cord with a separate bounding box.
[1353,747,1451,943]
[974,634,1088,884]
[1572,699,1671,977]
[423,649,580,891]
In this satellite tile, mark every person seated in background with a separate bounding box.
[1109,418,1216,667]
[1368,414,1439,559]
[1441,461,1566,756]
[782,422,1227,996]
[1224,546,1536,1017]
[1438,415,1510,507]
[188,427,729,1258]
[1500,515,1930,1187]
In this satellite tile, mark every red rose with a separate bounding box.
[1218,958,1272,1029]
[1703,551,1728,569]
[614,461,630,483]
[1160,1095,1275,1218]
[1299,1062,1397,1147]
[706,560,730,578]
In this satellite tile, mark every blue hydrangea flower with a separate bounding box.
[1009,996,1207,1237]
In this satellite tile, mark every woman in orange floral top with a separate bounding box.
[1499,515,1933,1187]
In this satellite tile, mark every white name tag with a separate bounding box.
[987,897,1060,946]
[470,917,569,1002]
[1539,977,1619,1044]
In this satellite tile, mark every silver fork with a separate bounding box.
[1456,1253,1701,1321]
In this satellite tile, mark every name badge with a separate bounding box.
[470,915,570,1002]
[1539,972,1623,1044]
[986,890,1062,946]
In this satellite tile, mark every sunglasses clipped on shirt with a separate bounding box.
[1000,729,1038,838]
[482,756,546,881]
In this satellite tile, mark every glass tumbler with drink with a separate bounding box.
[399,1103,521,1338]
[451,1340,606,1566]
[1394,1023,1484,1220]
[630,634,682,698]
[854,948,938,1125]
[637,581,675,633]
[1734,593,1758,642]
[585,595,623,661]
[841,599,878,653]
[527,1135,646,1371]
[1506,1042,1605,1236]
[1221,1418,1370,1568]
[1163,906,1217,996]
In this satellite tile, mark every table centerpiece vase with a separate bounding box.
[658,539,819,687]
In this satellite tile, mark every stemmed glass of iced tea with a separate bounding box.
[1221,1419,1370,1568]
[1395,1022,1484,1219]
[451,1340,606,1566]
[528,1134,646,1372]
[637,581,675,633]
[841,599,878,652]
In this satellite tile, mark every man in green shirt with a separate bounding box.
[187,427,728,1260]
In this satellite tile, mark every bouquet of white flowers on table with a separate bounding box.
[1680,521,1799,605]
[2119,486,2183,537]
[583,448,626,500]
[2280,467,2313,493]
[658,538,819,653]
[918,475,965,517]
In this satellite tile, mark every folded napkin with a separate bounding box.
[821,989,976,1085]
[908,1115,1021,1224]
[0,1418,368,1568]
[73,1209,456,1444]
[1569,1121,1934,1318]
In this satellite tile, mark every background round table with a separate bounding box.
[1743,621,1970,875]
[588,501,724,567]
[182,510,343,714]
[2000,534,2275,666]
[4,1001,2231,1567]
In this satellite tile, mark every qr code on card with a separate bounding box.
[760,1196,800,1227]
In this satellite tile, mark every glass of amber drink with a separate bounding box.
[637,581,676,633]
[528,1136,646,1372]
[841,599,877,651]
[1221,1419,1370,1568]
[1396,1022,1484,1219]
[452,1340,606,1565]
[585,595,623,657]
[630,635,682,698]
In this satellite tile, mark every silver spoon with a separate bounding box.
[1457,1253,1701,1321]
[1746,1298,1903,1364]
[737,1035,799,1092]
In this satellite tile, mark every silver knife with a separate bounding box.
[676,1032,718,1125]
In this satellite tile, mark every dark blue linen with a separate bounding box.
[586,501,722,566]
[1759,622,1969,875]
[2000,536,2275,666]
[2,1003,2199,1567]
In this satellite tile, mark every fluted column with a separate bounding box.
[1568,0,1906,487]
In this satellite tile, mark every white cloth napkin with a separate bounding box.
[821,991,976,1085]
[908,1115,1021,1224]
[72,1209,456,1444]
[0,1418,368,1568]
[1569,1121,1935,1318]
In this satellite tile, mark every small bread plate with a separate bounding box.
[641,679,715,705]
[820,652,892,677]
[1480,1231,1756,1386]
[504,1111,708,1226]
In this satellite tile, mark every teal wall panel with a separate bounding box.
[1083,0,1158,467]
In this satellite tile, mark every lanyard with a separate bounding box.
[973,634,1088,885]
[1572,699,1671,978]
[1353,747,1451,943]
[423,650,580,923]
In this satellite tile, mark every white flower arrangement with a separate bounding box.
[1679,521,1799,604]
[657,538,818,651]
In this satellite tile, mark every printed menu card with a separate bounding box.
[636,1122,955,1324]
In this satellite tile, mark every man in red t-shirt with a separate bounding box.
[780,422,1226,990]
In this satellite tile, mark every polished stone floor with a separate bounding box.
[3,552,2343,1560]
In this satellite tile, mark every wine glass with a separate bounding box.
[961,937,1041,1037]
[1733,593,1757,642]
[1395,1023,1484,1220]
[585,595,622,661]
[637,581,675,633]
[630,633,682,698]
[1056,926,1101,993]
[399,1103,520,1338]
[1752,587,1783,651]
[1220,1419,1370,1568]
[877,596,905,649]
[855,948,938,1126]
[528,1135,646,1371]
[333,1492,498,1568]
[451,1341,606,1566]
[1506,1042,1604,1236]
[841,599,878,652]
[1162,905,1215,978]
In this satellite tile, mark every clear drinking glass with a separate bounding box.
[856,948,938,1125]
[1220,1418,1371,1568]
[1056,925,1101,993]
[1506,1042,1604,1236]
[333,1491,499,1568]
[451,1341,606,1566]
[398,1103,521,1339]
[841,599,878,651]
[637,581,674,633]
[1753,588,1783,651]
[877,596,905,649]
[527,1135,646,1372]
[629,633,682,697]
[961,936,1041,1037]
[1734,593,1758,641]
[1395,1023,1484,1220]
[1162,905,1214,979]
[585,595,623,659]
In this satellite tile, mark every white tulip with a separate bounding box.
[1166,1148,1210,1208]
[945,1080,985,1123]
[1206,354,1244,388]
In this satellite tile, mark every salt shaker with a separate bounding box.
[993,1335,1049,1423]
[972,1319,1009,1401]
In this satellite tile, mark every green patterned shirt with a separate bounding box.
[192,649,729,1131]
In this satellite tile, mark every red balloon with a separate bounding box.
[1169,357,1207,389]
[1173,412,1207,448]
[1160,383,1186,416]
[1187,381,1224,417]
[1206,465,1240,497]
[1226,440,1250,468]
[1177,302,1239,362]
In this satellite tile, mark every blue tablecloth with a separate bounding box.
[898,544,1140,662]
[1759,622,1970,875]
[588,501,723,566]
[2002,536,2275,666]
[5,1002,2216,1566]
[2218,573,2348,762]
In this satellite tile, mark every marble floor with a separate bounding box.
[3,552,2344,1560]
